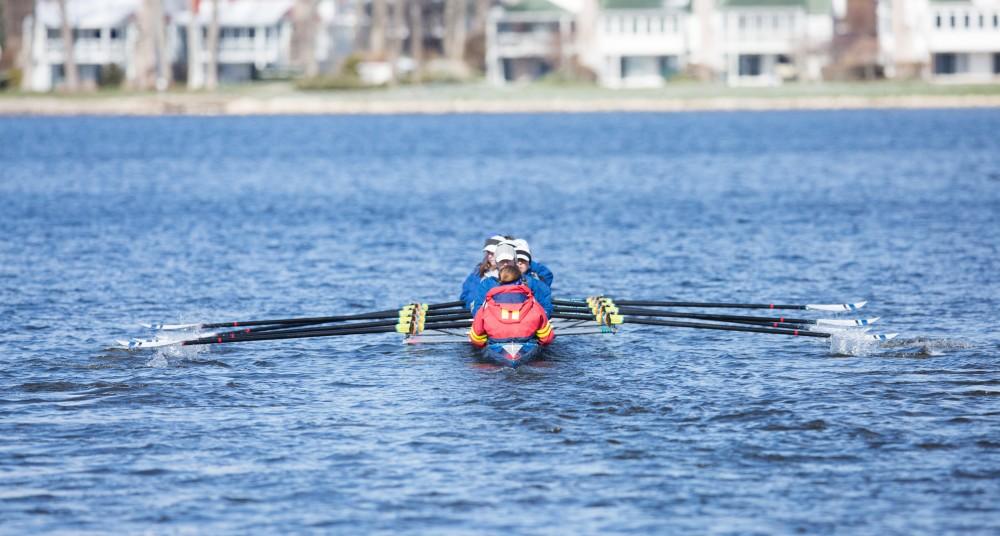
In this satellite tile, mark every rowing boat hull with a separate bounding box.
[480,340,543,368]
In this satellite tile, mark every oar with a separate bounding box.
[181,320,473,346]
[144,301,466,330]
[212,312,472,339]
[552,305,878,328]
[211,309,472,338]
[553,313,896,341]
[553,298,867,312]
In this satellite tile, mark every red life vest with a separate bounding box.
[468,284,554,346]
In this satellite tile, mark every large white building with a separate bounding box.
[23,0,146,91]
[177,0,295,87]
[488,0,836,87]
[878,0,1000,81]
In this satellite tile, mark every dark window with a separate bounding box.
[935,15,942,28]
[994,53,1000,74]
[47,28,60,39]
[950,15,956,27]
[110,28,120,39]
[739,54,762,76]
[659,56,678,78]
[964,15,970,27]
[934,53,957,74]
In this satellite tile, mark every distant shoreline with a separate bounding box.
[3,83,1000,115]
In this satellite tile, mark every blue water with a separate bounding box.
[1,111,999,534]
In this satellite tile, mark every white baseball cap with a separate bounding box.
[494,242,517,263]
[482,235,507,253]
[512,239,531,262]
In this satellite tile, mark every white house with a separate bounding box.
[23,0,143,91]
[486,0,578,84]
[716,0,834,86]
[487,0,835,87]
[878,0,1000,81]
[593,0,689,88]
[177,0,295,87]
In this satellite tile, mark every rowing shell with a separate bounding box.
[404,317,616,368]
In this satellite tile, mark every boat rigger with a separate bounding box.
[116,296,895,368]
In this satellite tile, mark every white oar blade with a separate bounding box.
[141,322,202,331]
[805,301,867,312]
[868,333,897,341]
[115,337,185,350]
[815,317,879,327]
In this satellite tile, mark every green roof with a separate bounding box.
[721,0,831,14]
[504,0,566,12]
[600,0,665,9]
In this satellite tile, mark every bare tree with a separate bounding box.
[132,0,157,89]
[205,0,219,89]
[472,0,488,38]
[152,0,171,88]
[292,0,319,77]
[388,0,405,80]
[409,0,423,82]
[186,0,202,88]
[370,0,387,57]
[57,0,78,90]
[443,0,465,63]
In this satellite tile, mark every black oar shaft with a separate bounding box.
[198,301,466,329]
[182,320,472,346]
[214,313,472,339]
[553,305,817,325]
[552,313,828,338]
[553,298,809,310]
[216,309,471,336]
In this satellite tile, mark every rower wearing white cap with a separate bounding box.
[460,235,510,310]
[472,242,553,318]
[511,239,554,288]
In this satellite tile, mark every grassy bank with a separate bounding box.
[2,80,999,115]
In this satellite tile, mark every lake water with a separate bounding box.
[1,111,999,534]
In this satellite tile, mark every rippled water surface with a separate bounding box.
[2,111,999,534]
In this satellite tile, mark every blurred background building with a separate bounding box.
[0,0,997,91]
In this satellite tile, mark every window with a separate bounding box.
[979,15,985,28]
[964,14,970,27]
[935,15,942,28]
[47,28,60,39]
[994,14,999,27]
[934,53,957,74]
[950,15,956,27]
[672,15,678,32]
[739,15,746,30]
[110,28,120,39]
[632,16,638,34]
[994,53,1000,74]
[738,54,762,76]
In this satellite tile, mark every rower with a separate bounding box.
[468,265,555,349]
[511,238,553,287]
[472,242,553,318]
[460,234,510,310]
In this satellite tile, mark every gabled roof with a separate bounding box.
[600,0,665,9]
[36,0,138,29]
[503,0,568,12]
[720,0,831,15]
[176,0,293,26]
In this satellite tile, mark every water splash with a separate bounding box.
[828,332,884,356]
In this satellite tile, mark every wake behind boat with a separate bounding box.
[115,296,896,368]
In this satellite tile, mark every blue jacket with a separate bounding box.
[527,261,554,288]
[473,275,553,319]
[459,269,482,310]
